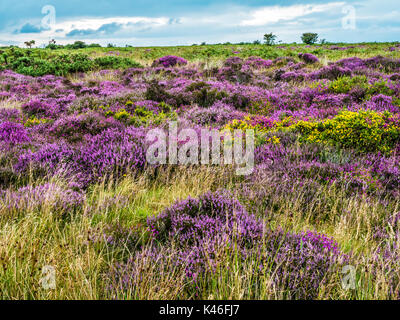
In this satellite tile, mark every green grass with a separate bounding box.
[2,42,400,72]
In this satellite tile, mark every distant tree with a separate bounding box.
[301,33,319,45]
[201,42,206,46]
[107,43,115,48]
[263,33,277,46]
[24,40,35,48]
[253,40,261,45]
[46,39,57,50]
[71,41,87,49]
[88,43,102,48]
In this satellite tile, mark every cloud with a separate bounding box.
[240,2,345,26]
[66,22,123,37]
[62,17,169,38]
[14,23,48,34]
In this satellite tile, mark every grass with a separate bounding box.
[0,166,235,299]
[2,42,400,72]
[0,162,398,299]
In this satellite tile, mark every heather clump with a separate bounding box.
[21,100,60,118]
[16,127,147,188]
[49,112,122,142]
[0,121,30,145]
[183,102,246,127]
[298,53,319,64]
[152,55,188,68]
[69,127,147,187]
[244,56,273,69]
[108,191,347,299]
[0,183,85,215]
[217,57,253,83]
[310,65,352,80]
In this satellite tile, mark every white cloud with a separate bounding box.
[59,16,169,33]
[240,2,346,26]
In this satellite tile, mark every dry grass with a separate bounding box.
[0,99,23,110]
[0,165,234,299]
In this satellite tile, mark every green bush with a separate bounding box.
[2,49,142,76]
[329,76,369,94]
[93,56,143,69]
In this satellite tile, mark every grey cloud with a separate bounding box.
[14,23,48,34]
[66,22,123,37]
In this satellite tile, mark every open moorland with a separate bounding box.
[0,43,400,299]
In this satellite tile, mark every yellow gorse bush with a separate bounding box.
[24,117,50,127]
[222,115,290,145]
[291,110,400,153]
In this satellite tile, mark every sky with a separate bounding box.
[0,0,399,47]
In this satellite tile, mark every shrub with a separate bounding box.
[298,53,319,64]
[21,100,59,118]
[152,55,188,68]
[16,127,147,188]
[301,33,319,45]
[310,65,352,80]
[328,75,368,94]
[183,102,246,127]
[293,110,400,153]
[244,56,273,69]
[0,121,30,145]
[108,191,347,299]
[93,56,143,69]
[49,112,122,142]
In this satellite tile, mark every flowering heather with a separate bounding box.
[21,100,60,118]
[0,45,400,300]
[48,112,123,142]
[0,121,30,145]
[183,102,246,127]
[244,56,273,69]
[309,65,352,80]
[0,183,85,213]
[108,191,347,299]
[152,55,188,68]
[298,53,319,64]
